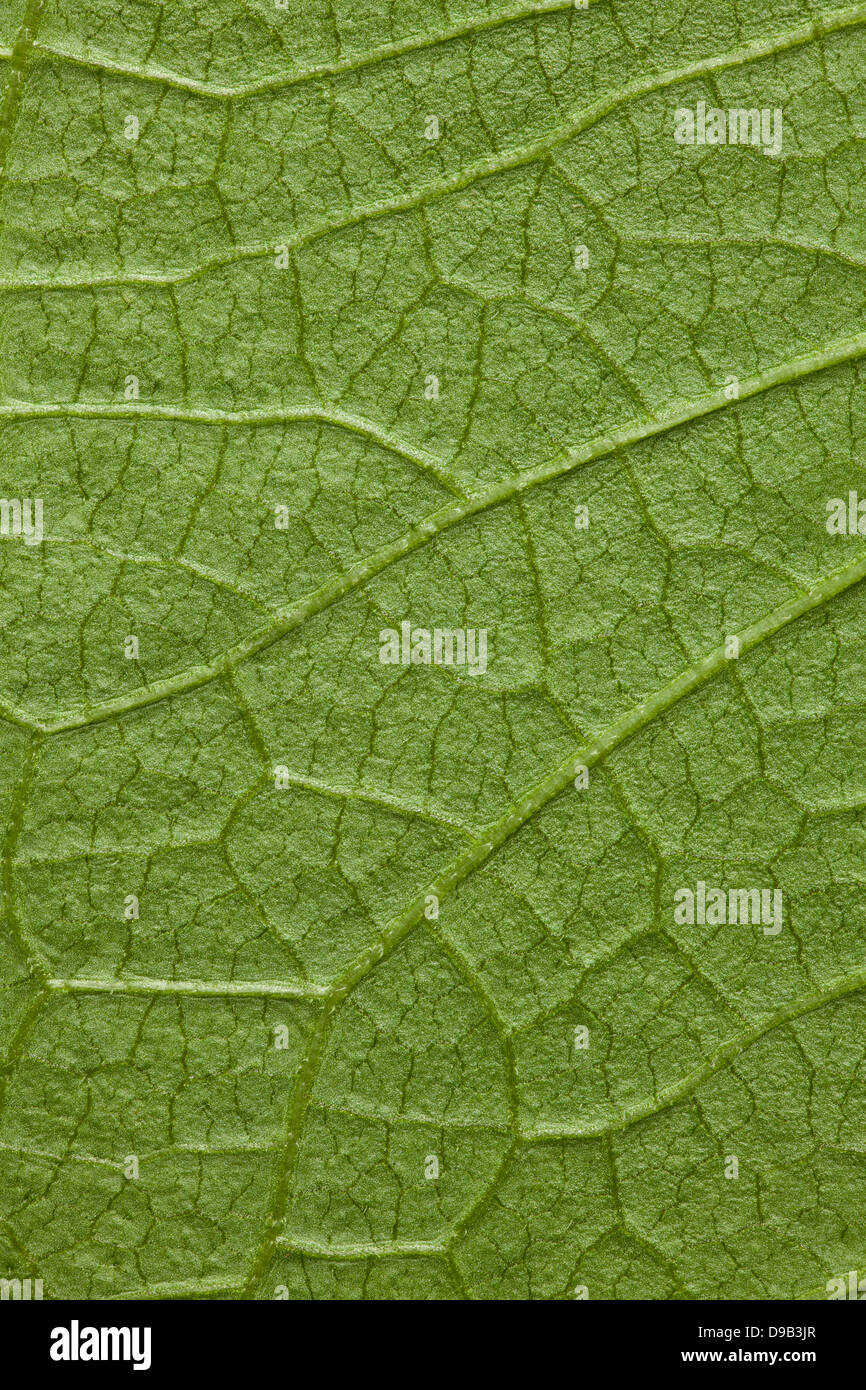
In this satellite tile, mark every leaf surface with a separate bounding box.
[1,0,866,1300]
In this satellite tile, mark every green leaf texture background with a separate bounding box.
[1,0,866,1301]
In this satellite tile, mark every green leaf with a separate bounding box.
[1,0,866,1301]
